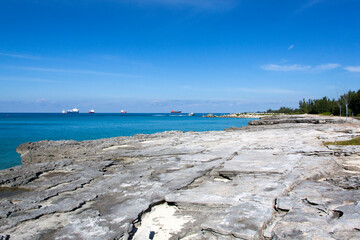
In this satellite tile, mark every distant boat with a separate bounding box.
[120,110,127,113]
[171,110,182,114]
[188,112,194,116]
[88,110,95,114]
[62,108,80,114]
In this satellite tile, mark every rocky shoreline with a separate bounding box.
[202,113,262,118]
[1,115,360,239]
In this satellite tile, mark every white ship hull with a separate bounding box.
[62,108,80,114]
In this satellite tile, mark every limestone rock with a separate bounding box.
[1,116,360,239]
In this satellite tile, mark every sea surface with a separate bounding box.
[0,113,257,170]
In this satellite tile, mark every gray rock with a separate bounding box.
[248,114,348,126]
[0,116,360,239]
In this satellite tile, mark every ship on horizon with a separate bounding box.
[62,108,80,114]
[88,109,95,114]
[171,110,182,114]
[120,110,127,113]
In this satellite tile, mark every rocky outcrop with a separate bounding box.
[248,114,349,125]
[202,113,261,118]
[1,116,360,239]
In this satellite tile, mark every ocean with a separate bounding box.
[0,113,257,170]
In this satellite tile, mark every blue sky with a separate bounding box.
[0,0,359,113]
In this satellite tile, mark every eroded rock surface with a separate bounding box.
[1,115,360,239]
[248,114,349,126]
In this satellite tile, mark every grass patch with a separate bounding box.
[320,112,332,116]
[324,137,360,146]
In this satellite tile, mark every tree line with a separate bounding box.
[266,89,360,117]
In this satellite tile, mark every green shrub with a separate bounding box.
[320,112,332,116]
[324,137,360,146]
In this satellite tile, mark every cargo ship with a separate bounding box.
[120,110,127,113]
[171,110,182,114]
[62,108,80,114]
[88,110,95,114]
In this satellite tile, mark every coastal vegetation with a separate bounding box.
[323,137,360,146]
[267,89,360,116]
[266,107,299,114]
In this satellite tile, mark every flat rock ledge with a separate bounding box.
[1,115,360,240]
[248,114,352,125]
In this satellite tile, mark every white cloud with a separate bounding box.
[261,63,342,72]
[0,77,59,83]
[36,98,49,103]
[288,45,295,50]
[0,52,39,60]
[261,64,311,71]
[9,66,137,77]
[36,98,56,104]
[129,0,238,10]
[295,0,325,13]
[344,65,360,72]
[303,0,324,8]
[315,63,340,70]
[236,88,298,94]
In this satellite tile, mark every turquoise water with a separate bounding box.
[0,113,257,170]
